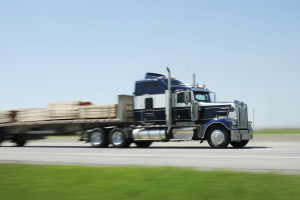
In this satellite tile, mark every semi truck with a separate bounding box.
[0,68,253,148]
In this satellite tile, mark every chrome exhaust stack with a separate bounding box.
[192,72,195,86]
[166,67,172,135]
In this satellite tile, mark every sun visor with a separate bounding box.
[191,88,213,93]
[145,72,165,79]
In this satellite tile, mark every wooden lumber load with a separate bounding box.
[15,108,50,122]
[79,104,117,119]
[47,101,80,120]
[0,110,13,123]
[0,101,119,123]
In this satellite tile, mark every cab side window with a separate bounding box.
[143,81,159,88]
[145,98,153,109]
[177,93,184,103]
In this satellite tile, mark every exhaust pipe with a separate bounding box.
[192,72,195,86]
[167,67,171,91]
[166,67,172,135]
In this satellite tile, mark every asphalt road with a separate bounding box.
[1,135,300,174]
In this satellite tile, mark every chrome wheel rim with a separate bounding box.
[211,130,225,145]
[111,131,124,145]
[91,132,102,146]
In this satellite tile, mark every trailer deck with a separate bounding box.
[0,118,129,128]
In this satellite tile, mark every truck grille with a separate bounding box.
[237,106,248,129]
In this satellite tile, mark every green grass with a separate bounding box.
[0,164,300,200]
[255,129,300,134]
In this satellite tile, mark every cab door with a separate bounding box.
[174,91,191,121]
[143,97,155,123]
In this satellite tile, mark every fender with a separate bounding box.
[201,118,231,138]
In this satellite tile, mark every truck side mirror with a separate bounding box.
[185,91,190,102]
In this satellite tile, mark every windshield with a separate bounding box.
[193,91,211,102]
[162,79,183,86]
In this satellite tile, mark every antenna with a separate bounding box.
[211,68,216,92]
[186,63,191,82]
[211,68,216,102]
[253,109,254,129]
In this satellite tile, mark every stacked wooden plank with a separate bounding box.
[0,101,118,123]
[15,108,50,122]
[47,101,80,120]
[0,110,13,123]
[79,104,117,119]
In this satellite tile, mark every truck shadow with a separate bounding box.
[140,146,268,149]
[10,145,269,149]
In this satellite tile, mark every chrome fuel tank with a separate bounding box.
[132,128,166,139]
[172,127,195,139]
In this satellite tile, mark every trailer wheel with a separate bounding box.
[0,135,4,145]
[134,141,152,148]
[230,140,249,148]
[89,128,109,148]
[15,140,26,147]
[206,125,230,148]
[109,128,131,148]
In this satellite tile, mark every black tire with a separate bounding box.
[0,135,4,146]
[15,140,26,147]
[109,128,131,148]
[230,140,249,148]
[89,128,109,148]
[135,141,152,148]
[206,124,230,148]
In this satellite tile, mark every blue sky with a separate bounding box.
[0,0,299,129]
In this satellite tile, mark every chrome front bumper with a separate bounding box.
[231,129,253,141]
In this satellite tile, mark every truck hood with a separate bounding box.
[197,101,245,120]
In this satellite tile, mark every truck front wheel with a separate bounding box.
[109,128,131,148]
[89,128,109,148]
[206,125,230,148]
[230,140,249,148]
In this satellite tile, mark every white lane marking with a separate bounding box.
[2,151,300,159]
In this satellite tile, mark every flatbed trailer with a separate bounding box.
[0,95,134,146]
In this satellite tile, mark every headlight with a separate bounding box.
[231,121,237,126]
